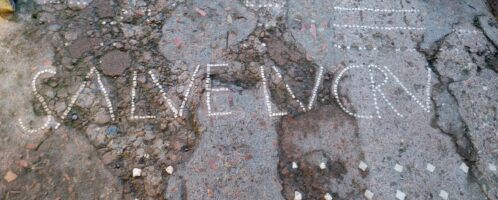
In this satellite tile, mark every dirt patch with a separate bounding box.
[488,0,498,20]
[277,104,368,200]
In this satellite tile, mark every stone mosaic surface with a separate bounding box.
[0,0,496,199]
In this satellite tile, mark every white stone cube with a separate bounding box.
[489,164,497,171]
[294,191,302,200]
[396,190,406,200]
[132,168,142,177]
[394,164,403,172]
[359,161,368,171]
[426,163,435,172]
[166,166,174,175]
[459,163,469,173]
[319,162,326,170]
[324,193,333,200]
[439,190,449,200]
[364,190,374,200]
[292,162,298,169]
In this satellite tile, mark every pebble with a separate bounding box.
[94,110,111,125]
[358,161,368,171]
[439,190,449,200]
[75,89,95,108]
[106,125,119,137]
[4,170,17,182]
[100,50,131,76]
[294,191,302,200]
[48,24,61,32]
[195,7,207,16]
[55,101,67,113]
[460,163,469,173]
[165,166,174,175]
[364,190,374,200]
[102,152,117,165]
[292,162,298,169]
[136,148,145,158]
[25,143,37,150]
[71,113,79,120]
[394,164,403,172]
[324,193,333,200]
[133,168,142,177]
[17,160,29,168]
[396,190,406,200]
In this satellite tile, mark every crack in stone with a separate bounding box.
[419,33,490,198]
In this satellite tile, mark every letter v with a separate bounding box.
[267,65,324,112]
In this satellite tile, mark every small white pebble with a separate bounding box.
[439,190,448,200]
[166,166,174,175]
[394,164,403,172]
[459,163,469,173]
[324,193,333,200]
[364,190,374,200]
[489,164,497,171]
[319,162,326,170]
[396,190,406,200]
[426,163,435,172]
[292,162,298,169]
[359,161,368,171]
[294,191,302,200]
[132,168,142,177]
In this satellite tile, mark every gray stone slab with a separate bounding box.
[284,0,496,199]
[434,26,498,199]
[449,69,498,198]
[165,87,284,200]
[160,0,257,64]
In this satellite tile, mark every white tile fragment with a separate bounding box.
[165,166,174,175]
[324,193,333,200]
[364,190,374,200]
[426,163,435,172]
[459,163,469,173]
[132,168,142,177]
[396,190,406,200]
[359,161,368,171]
[294,191,302,200]
[439,190,449,200]
[319,162,326,170]
[489,164,497,171]
[292,162,298,169]
[394,163,403,172]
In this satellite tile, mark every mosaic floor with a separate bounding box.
[0,0,497,199]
